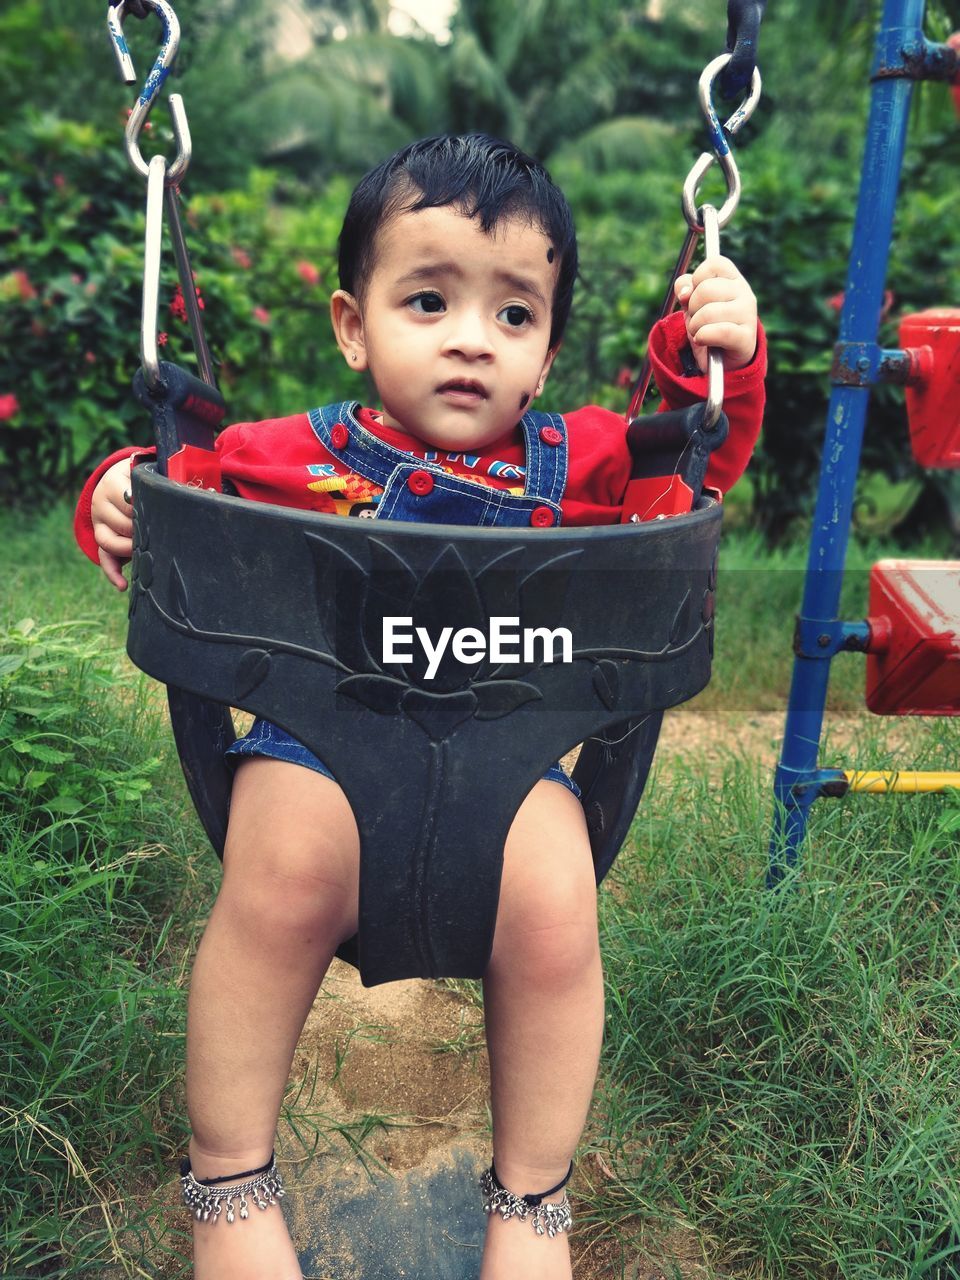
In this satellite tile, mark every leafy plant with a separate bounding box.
[0,617,160,829]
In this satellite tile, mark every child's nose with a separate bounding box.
[442,309,495,359]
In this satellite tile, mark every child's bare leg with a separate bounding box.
[480,780,604,1280]
[186,758,359,1280]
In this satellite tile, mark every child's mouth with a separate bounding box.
[437,379,489,403]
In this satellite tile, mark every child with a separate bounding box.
[76,133,765,1280]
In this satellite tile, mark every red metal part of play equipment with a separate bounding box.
[899,308,960,468]
[950,34,960,116]
[865,559,960,715]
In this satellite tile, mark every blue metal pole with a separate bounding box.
[768,0,925,881]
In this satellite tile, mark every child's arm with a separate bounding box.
[561,263,764,524]
[647,257,765,494]
[83,455,137,590]
[674,254,758,372]
[74,411,341,585]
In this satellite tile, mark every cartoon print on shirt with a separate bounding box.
[308,470,384,517]
[306,457,524,515]
[487,460,527,483]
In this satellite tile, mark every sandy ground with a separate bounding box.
[283,954,716,1279]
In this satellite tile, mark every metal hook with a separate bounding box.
[106,0,191,185]
[681,53,762,231]
[700,204,724,430]
[140,153,167,390]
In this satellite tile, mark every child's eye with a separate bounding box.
[498,304,533,328]
[408,292,445,314]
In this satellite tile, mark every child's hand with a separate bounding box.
[674,255,758,374]
[91,459,135,591]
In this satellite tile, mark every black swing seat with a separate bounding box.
[126,365,725,987]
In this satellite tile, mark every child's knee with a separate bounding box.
[490,889,599,990]
[489,797,600,989]
[222,851,359,945]
[218,762,360,945]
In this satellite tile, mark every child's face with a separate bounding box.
[331,204,560,451]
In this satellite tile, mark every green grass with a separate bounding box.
[1,505,958,1277]
[1,510,214,1277]
[589,719,960,1278]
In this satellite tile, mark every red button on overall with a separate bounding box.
[408,469,435,496]
[330,423,349,450]
[530,505,555,527]
[539,426,563,446]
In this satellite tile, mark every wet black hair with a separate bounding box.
[337,133,578,350]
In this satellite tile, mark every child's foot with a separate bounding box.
[479,1208,574,1280]
[192,1204,303,1280]
[186,1144,302,1280]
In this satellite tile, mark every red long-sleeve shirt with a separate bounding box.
[75,311,765,562]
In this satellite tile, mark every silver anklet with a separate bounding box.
[480,1161,574,1237]
[179,1151,285,1224]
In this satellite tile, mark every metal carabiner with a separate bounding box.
[107,0,191,186]
[140,153,167,390]
[700,204,724,430]
[138,153,217,391]
[681,53,762,232]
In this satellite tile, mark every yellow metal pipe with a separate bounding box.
[843,770,960,794]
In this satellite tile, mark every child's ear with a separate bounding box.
[534,344,560,398]
[330,290,368,371]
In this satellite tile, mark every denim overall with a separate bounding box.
[226,400,580,795]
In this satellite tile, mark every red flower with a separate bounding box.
[0,394,20,421]
[170,282,204,321]
[158,331,169,346]
[170,287,188,321]
[615,366,635,389]
[253,305,271,325]
[53,173,66,190]
[231,247,253,270]
[296,260,320,286]
[13,271,36,301]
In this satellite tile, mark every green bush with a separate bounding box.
[0,111,350,503]
[0,112,145,503]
